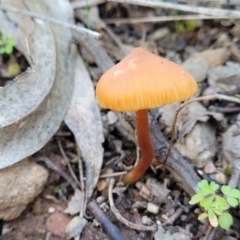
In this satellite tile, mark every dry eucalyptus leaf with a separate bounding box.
[65,216,87,240]
[176,122,217,168]
[65,55,104,202]
[222,114,240,169]
[0,0,76,168]
[145,178,170,202]
[64,189,84,215]
[182,48,230,82]
[208,62,240,92]
[154,224,191,240]
[160,102,223,137]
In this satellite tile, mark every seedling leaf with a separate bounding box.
[200,196,214,210]
[210,182,219,191]
[208,209,218,227]
[221,185,231,196]
[218,212,233,230]
[198,213,208,220]
[215,196,228,208]
[227,196,239,207]
[229,189,240,199]
[189,194,204,205]
[198,179,208,188]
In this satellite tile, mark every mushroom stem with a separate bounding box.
[122,109,153,184]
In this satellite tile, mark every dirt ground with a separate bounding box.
[1,1,240,240]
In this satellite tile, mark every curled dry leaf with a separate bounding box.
[0,0,76,168]
[160,101,223,137]
[182,48,230,83]
[208,62,240,92]
[65,55,104,201]
[64,189,84,215]
[154,224,191,240]
[175,122,217,168]
[65,216,87,240]
[222,114,240,169]
[145,178,170,202]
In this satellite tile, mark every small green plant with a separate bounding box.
[173,10,196,33]
[189,179,240,230]
[0,33,14,54]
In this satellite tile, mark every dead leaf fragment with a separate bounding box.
[64,189,84,215]
[64,55,104,202]
[0,0,76,168]
[222,114,240,169]
[182,48,230,82]
[65,216,87,240]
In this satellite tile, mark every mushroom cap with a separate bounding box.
[96,47,198,112]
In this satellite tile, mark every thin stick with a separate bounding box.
[71,0,105,9]
[108,0,240,18]
[37,156,78,190]
[99,171,127,178]
[58,139,81,189]
[0,4,100,38]
[88,200,126,240]
[178,0,240,5]
[76,144,86,218]
[104,14,226,24]
[108,178,157,232]
[163,94,240,163]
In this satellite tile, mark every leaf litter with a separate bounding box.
[2,1,240,240]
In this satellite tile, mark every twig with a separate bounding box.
[0,4,100,38]
[108,0,240,18]
[162,208,183,226]
[57,139,81,189]
[100,171,127,178]
[88,200,126,240]
[76,144,86,218]
[228,167,240,189]
[37,156,78,190]
[108,178,157,232]
[71,0,105,9]
[177,0,240,5]
[163,94,240,163]
[104,14,225,24]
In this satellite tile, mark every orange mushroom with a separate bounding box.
[96,47,198,184]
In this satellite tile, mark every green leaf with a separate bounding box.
[197,189,211,197]
[218,212,233,230]
[212,207,223,216]
[200,196,214,210]
[215,196,228,208]
[208,209,218,227]
[189,194,204,205]
[210,182,219,191]
[201,185,215,195]
[198,179,209,188]
[198,213,208,220]
[221,185,231,196]
[186,20,196,31]
[227,196,239,207]
[229,189,240,199]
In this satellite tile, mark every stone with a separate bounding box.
[0,158,48,220]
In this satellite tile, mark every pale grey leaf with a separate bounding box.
[65,55,104,201]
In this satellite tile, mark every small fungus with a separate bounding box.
[96,47,198,184]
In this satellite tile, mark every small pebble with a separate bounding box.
[181,215,187,221]
[97,179,106,192]
[96,196,105,204]
[215,172,227,184]
[204,161,216,174]
[142,216,149,225]
[107,111,118,125]
[147,202,159,214]
[48,207,55,213]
